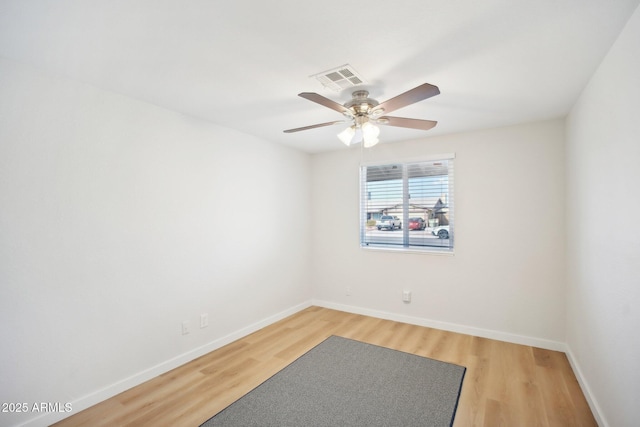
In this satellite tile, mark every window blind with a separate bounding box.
[360,156,454,252]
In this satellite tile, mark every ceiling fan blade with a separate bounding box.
[298,92,350,114]
[283,120,346,133]
[374,83,440,115]
[376,116,437,131]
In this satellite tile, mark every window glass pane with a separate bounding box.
[362,164,404,247]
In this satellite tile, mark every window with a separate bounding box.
[360,155,454,253]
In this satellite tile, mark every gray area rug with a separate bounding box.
[201,335,466,427]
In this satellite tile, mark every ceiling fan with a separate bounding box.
[284,83,440,147]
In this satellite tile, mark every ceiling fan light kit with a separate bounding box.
[337,115,381,147]
[284,82,440,148]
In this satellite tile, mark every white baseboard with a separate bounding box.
[312,299,567,352]
[564,346,607,427]
[21,300,313,427]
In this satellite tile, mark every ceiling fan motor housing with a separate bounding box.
[344,90,380,117]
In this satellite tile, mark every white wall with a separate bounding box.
[565,5,640,427]
[0,57,312,427]
[311,119,567,347]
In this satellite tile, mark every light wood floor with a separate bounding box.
[53,306,597,427]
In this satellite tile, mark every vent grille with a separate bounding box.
[311,64,366,91]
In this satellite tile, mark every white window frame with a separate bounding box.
[359,154,455,254]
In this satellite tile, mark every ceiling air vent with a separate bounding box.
[311,64,366,92]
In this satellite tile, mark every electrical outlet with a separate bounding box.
[200,313,208,328]
[346,286,352,296]
[181,320,190,335]
[403,290,411,303]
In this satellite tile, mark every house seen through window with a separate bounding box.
[360,156,454,252]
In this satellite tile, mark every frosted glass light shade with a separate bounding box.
[362,122,380,147]
[337,126,356,146]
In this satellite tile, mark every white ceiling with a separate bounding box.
[1,0,638,153]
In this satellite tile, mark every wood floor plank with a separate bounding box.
[52,307,597,427]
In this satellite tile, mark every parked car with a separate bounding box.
[432,225,450,239]
[408,217,426,230]
[377,215,402,230]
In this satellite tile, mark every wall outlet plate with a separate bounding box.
[403,290,411,303]
[200,313,208,328]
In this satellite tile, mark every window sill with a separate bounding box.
[360,245,454,256]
